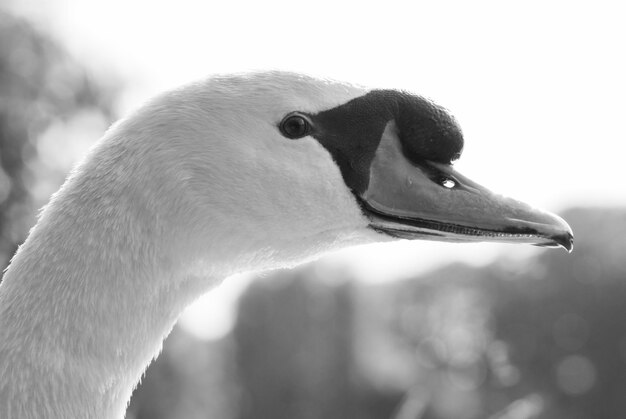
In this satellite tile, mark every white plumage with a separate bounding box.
[0,71,571,419]
[0,72,382,418]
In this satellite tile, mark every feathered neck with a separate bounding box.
[0,111,376,418]
[0,154,194,418]
[0,121,238,418]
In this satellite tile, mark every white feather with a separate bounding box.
[0,71,387,418]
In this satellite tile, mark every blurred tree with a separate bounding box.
[227,208,626,419]
[127,327,239,419]
[491,208,626,419]
[234,266,403,419]
[234,268,359,419]
[379,208,626,419]
[0,8,116,269]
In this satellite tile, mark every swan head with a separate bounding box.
[0,71,573,418]
[107,71,572,275]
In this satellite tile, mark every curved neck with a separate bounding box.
[0,175,213,419]
[0,118,379,418]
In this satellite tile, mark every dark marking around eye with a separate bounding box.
[304,90,464,194]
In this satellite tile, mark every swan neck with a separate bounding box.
[0,178,199,418]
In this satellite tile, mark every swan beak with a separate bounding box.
[361,123,574,252]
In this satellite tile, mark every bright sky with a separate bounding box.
[9,0,625,339]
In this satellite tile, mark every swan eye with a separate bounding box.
[279,113,312,139]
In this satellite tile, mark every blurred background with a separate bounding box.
[1,1,625,418]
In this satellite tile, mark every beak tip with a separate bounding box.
[530,213,574,253]
[554,215,574,253]
[543,218,574,253]
[557,231,575,253]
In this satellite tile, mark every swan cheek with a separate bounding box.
[269,135,370,233]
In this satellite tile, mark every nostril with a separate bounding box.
[440,177,456,189]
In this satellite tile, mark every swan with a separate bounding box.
[0,71,573,418]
